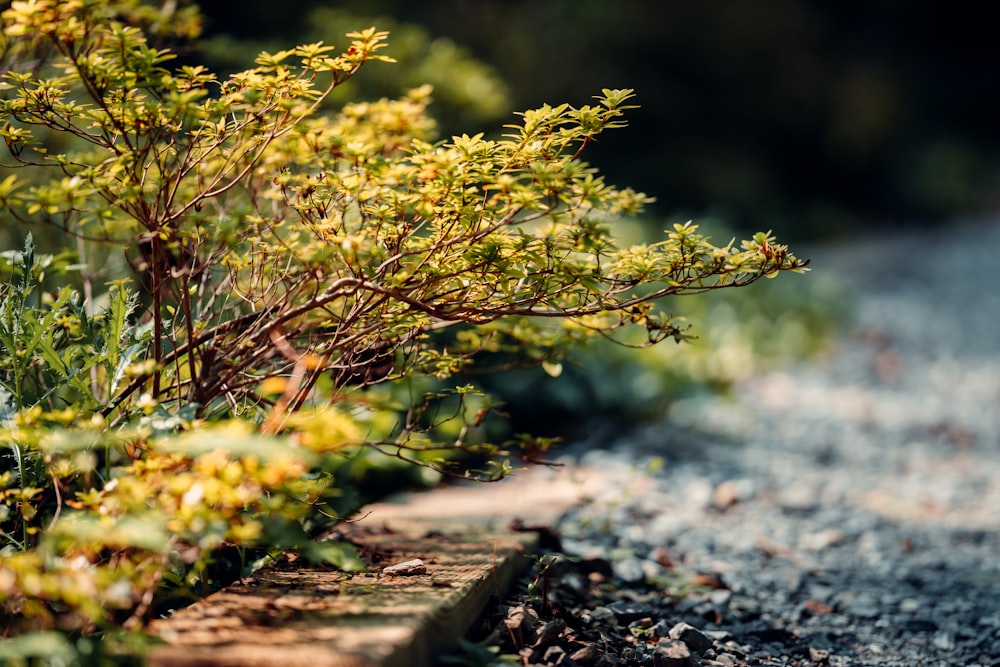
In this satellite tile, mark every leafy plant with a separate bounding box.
[0,0,807,655]
[0,235,145,414]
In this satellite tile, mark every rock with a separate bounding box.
[650,618,675,639]
[653,639,695,667]
[569,643,601,665]
[808,647,831,663]
[381,558,426,576]
[842,592,880,619]
[712,479,755,510]
[776,481,820,513]
[543,644,567,664]
[684,478,715,510]
[798,528,845,551]
[611,557,647,583]
[703,629,734,643]
[504,605,542,645]
[709,589,733,608]
[669,622,715,653]
[932,631,955,651]
[606,600,656,624]
[586,606,616,624]
[534,619,567,646]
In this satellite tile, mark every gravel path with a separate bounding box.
[463,221,1000,667]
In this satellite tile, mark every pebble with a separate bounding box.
[668,622,715,653]
[587,606,616,624]
[381,558,426,576]
[653,639,694,667]
[605,600,656,624]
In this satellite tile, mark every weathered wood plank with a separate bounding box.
[149,524,537,667]
[149,465,592,666]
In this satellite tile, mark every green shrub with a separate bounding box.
[0,0,807,654]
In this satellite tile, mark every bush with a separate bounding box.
[0,0,807,654]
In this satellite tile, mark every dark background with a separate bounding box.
[194,0,1000,242]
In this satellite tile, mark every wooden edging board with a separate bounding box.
[149,465,595,667]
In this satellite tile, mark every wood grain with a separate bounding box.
[149,523,538,667]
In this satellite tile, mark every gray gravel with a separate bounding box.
[481,221,1000,667]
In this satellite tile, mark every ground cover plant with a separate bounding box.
[0,0,807,661]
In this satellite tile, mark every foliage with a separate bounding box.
[0,0,807,656]
[0,235,145,415]
[478,221,844,433]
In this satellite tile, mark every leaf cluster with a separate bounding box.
[0,0,808,653]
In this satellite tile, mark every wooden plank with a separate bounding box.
[149,465,594,666]
[148,523,538,667]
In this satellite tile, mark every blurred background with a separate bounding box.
[195,0,1000,242]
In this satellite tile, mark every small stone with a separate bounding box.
[777,481,820,512]
[721,641,747,658]
[612,557,647,583]
[690,572,727,590]
[704,629,734,643]
[586,606,617,624]
[809,647,830,663]
[711,481,740,510]
[505,605,542,645]
[727,595,762,621]
[650,618,674,638]
[684,478,715,509]
[569,643,600,665]
[669,621,715,653]
[534,619,567,646]
[543,645,567,664]
[382,558,426,576]
[606,600,656,624]
[709,589,733,607]
[976,614,1000,628]
[932,631,955,651]
[801,599,835,616]
[844,592,880,619]
[798,528,845,551]
[712,479,755,510]
[653,639,695,667]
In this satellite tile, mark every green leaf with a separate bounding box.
[110,342,144,397]
[541,359,564,378]
[49,514,170,553]
[303,540,367,572]
[0,631,75,661]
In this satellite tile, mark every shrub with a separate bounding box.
[0,0,807,653]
